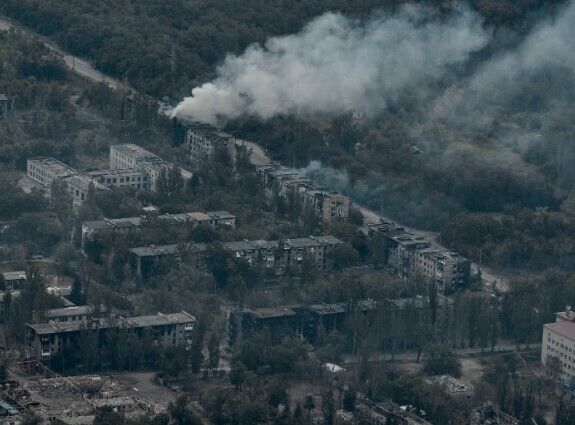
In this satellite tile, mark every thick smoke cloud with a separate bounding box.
[430,0,575,129]
[172,5,489,124]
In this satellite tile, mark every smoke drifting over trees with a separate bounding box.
[172,5,489,124]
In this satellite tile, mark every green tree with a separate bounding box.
[423,343,461,377]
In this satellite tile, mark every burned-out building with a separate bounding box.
[354,400,431,425]
[228,306,299,344]
[228,300,378,345]
[183,121,236,166]
[80,209,235,252]
[466,402,519,425]
[363,223,471,293]
[303,189,350,224]
[257,163,351,224]
[222,235,343,274]
[26,311,196,361]
[129,243,207,279]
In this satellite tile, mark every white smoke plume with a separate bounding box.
[172,5,489,124]
[430,0,575,128]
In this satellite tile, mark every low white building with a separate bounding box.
[109,144,192,191]
[542,309,575,383]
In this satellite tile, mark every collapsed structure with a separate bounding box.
[353,399,431,425]
[27,144,192,206]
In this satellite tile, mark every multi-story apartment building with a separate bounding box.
[43,306,93,324]
[184,122,236,165]
[222,235,343,273]
[412,249,471,294]
[26,311,196,361]
[303,189,351,224]
[257,163,351,224]
[228,300,377,345]
[64,174,109,207]
[223,240,279,268]
[542,309,575,383]
[368,226,471,294]
[88,168,150,190]
[283,236,343,271]
[81,210,236,252]
[27,157,77,187]
[129,243,207,279]
[109,144,192,191]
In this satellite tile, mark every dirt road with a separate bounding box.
[0,15,121,89]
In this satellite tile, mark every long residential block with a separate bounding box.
[26,311,195,360]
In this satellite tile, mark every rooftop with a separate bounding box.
[65,175,110,192]
[88,168,147,177]
[111,144,159,161]
[45,306,93,319]
[207,210,236,220]
[28,157,77,177]
[185,121,234,142]
[130,244,180,257]
[27,311,196,335]
[285,236,342,248]
[2,271,27,281]
[224,240,257,252]
[545,321,575,341]
[246,306,297,319]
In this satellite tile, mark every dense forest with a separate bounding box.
[0,0,566,97]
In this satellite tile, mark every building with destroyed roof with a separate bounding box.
[354,400,431,425]
[466,402,519,425]
[109,144,192,191]
[364,225,470,293]
[221,235,343,274]
[228,300,378,345]
[129,243,207,279]
[303,189,350,224]
[27,157,78,188]
[80,210,235,252]
[184,121,236,165]
[64,174,109,207]
[257,164,351,224]
[44,306,94,324]
[87,168,150,190]
[26,311,195,361]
